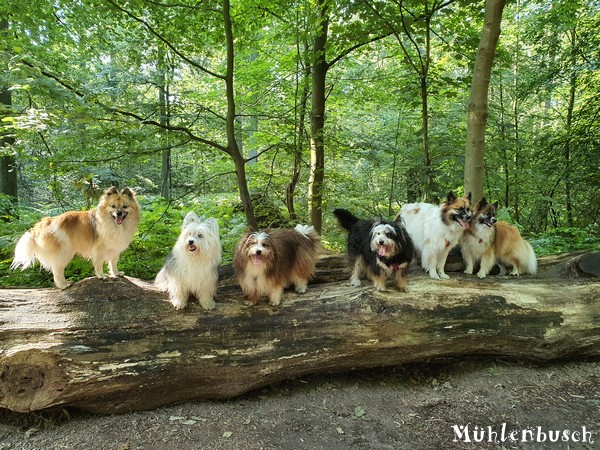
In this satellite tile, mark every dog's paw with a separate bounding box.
[349,278,362,287]
[375,285,387,292]
[428,272,440,280]
[111,270,125,277]
[464,269,473,275]
[509,271,520,277]
[295,286,308,294]
[170,298,188,310]
[476,271,487,279]
[57,282,72,290]
[438,273,450,280]
[199,298,216,310]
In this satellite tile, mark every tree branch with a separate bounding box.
[103,0,226,80]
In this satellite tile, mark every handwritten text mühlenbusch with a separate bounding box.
[452,423,594,444]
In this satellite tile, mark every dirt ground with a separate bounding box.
[1,358,599,450]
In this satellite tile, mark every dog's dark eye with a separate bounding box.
[111,204,116,208]
[197,233,203,239]
[123,205,128,209]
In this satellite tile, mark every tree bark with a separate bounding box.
[307,0,329,235]
[0,19,18,205]
[223,0,256,228]
[464,0,506,203]
[1,252,598,415]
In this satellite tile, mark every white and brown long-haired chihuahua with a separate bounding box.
[155,212,221,310]
[232,224,322,306]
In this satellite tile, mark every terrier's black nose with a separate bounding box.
[116,210,123,216]
[188,239,195,245]
[256,249,262,255]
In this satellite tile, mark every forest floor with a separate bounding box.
[1,358,599,449]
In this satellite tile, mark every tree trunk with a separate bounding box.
[307,0,329,235]
[464,0,506,203]
[1,252,598,415]
[223,0,256,228]
[0,19,17,205]
[287,51,311,220]
[158,47,171,200]
[564,28,577,227]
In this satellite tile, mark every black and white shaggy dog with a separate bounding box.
[333,208,414,292]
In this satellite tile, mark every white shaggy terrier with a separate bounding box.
[155,212,221,310]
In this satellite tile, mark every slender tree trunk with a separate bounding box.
[158,47,171,200]
[223,0,256,228]
[0,19,17,207]
[421,12,433,201]
[388,111,403,216]
[464,0,506,204]
[512,0,521,223]
[564,29,577,227]
[307,0,329,234]
[498,84,510,208]
[287,56,310,221]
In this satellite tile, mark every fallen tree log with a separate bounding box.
[1,252,599,414]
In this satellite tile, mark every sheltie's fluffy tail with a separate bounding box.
[333,208,359,231]
[524,242,538,275]
[10,231,37,270]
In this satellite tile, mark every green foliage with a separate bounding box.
[529,224,600,257]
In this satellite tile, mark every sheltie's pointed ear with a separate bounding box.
[465,192,472,201]
[492,201,499,210]
[183,211,200,229]
[446,191,457,203]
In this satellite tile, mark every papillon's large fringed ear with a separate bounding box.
[476,197,488,210]
[446,191,457,203]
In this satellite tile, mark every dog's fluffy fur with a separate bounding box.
[333,208,414,292]
[399,191,472,279]
[155,212,221,310]
[232,224,321,306]
[11,186,140,289]
[461,198,537,278]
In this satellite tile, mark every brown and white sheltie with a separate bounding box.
[232,224,322,306]
[11,187,140,289]
[461,198,537,278]
[399,191,472,279]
